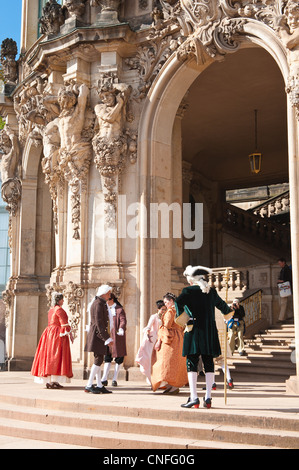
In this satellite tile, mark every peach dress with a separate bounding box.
[151,305,188,392]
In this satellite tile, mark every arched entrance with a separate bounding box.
[137,20,299,387]
[5,139,54,370]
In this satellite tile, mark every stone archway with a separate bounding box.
[137,12,299,390]
[5,138,54,370]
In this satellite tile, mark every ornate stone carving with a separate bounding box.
[91,0,122,23]
[46,281,84,340]
[62,281,84,339]
[39,0,65,36]
[0,39,18,85]
[15,77,62,231]
[126,35,182,101]
[174,0,299,61]
[15,77,94,238]
[13,77,55,145]
[0,126,20,184]
[286,74,299,120]
[1,178,22,217]
[2,278,16,328]
[127,0,298,100]
[64,0,87,18]
[57,82,94,239]
[0,126,21,229]
[278,0,299,50]
[92,72,135,226]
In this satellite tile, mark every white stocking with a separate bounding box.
[87,364,100,387]
[221,364,231,382]
[205,372,215,400]
[101,362,111,382]
[95,369,102,387]
[188,372,198,401]
[113,363,121,381]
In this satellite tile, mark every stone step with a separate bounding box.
[228,355,295,369]
[0,401,296,449]
[227,366,294,377]
[1,391,299,432]
[228,321,296,378]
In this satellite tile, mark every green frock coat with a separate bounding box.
[175,285,231,358]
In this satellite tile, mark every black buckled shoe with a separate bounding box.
[203,398,212,409]
[228,379,234,389]
[99,386,112,394]
[181,397,200,409]
[84,386,102,394]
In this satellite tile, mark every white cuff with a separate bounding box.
[105,338,113,345]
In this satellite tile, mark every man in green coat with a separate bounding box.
[175,265,232,409]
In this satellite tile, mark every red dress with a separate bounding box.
[31,306,73,383]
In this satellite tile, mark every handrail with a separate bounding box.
[223,202,290,252]
[239,289,262,303]
[239,289,262,329]
[248,190,289,215]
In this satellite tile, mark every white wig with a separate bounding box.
[87,284,112,316]
[96,284,112,297]
[183,265,213,294]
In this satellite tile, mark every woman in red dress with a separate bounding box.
[31,292,73,388]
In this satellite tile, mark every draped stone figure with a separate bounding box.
[92,73,132,225]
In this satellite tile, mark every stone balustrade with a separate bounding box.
[223,202,290,255]
[251,190,290,219]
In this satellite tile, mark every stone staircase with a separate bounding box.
[0,388,299,449]
[227,321,296,378]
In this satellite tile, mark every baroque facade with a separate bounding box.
[0,0,298,389]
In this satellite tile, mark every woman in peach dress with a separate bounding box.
[151,293,188,394]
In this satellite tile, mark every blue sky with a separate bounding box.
[0,0,23,57]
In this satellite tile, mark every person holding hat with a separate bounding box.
[84,284,113,394]
[228,299,246,356]
[175,265,232,409]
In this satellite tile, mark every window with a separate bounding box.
[0,186,10,296]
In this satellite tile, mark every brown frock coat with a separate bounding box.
[110,305,127,358]
[85,297,110,355]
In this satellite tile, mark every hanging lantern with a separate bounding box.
[249,109,262,174]
[249,152,262,174]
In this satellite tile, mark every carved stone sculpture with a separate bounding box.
[0,126,20,184]
[0,127,21,247]
[57,82,93,239]
[64,0,87,18]
[0,39,18,85]
[39,0,65,35]
[92,72,134,225]
[93,0,122,24]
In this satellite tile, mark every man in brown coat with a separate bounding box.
[84,284,113,394]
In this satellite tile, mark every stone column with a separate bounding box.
[286,70,299,394]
